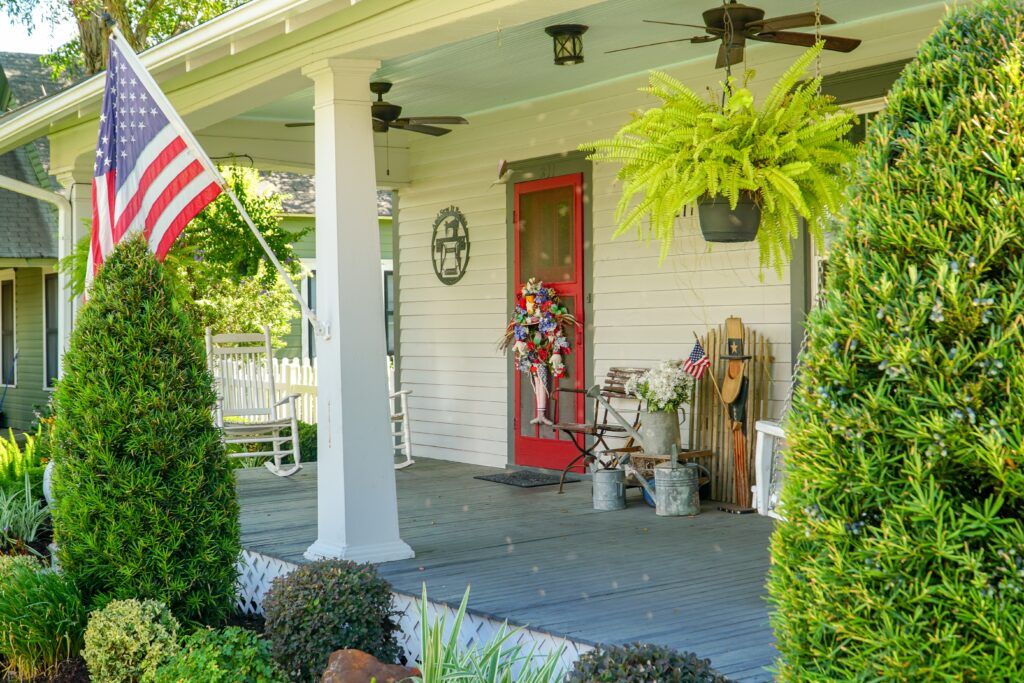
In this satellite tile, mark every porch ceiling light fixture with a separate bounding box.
[545,24,588,65]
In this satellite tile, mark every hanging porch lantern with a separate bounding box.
[545,24,588,65]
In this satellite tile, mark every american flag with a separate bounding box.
[683,339,711,380]
[88,32,222,285]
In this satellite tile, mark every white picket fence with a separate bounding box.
[217,357,318,424]
[223,357,400,427]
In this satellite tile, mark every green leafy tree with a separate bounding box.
[62,165,306,342]
[769,1,1024,679]
[52,235,240,624]
[169,166,308,341]
[2,0,243,78]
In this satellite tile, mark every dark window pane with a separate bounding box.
[44,274,58,387]
[383,271,394,356]
[1,281,13,385]
[518,185,576,283]
[307,272,317,360]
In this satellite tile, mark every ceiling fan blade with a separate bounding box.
[284,122,314,128]
[400,116,468,125]
[715,41,744,69]
[606,37,711,54]
[390,121,451,136]
[751,31,861,53]
[642,19,723,32]
[747,12,836,33]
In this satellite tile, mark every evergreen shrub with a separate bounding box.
[52,236,241,624]
[297,421,316,462]
[83,599,180,683]
[769,1,1024,679]
[153,626,285,683]
[0,566,87,680]
[566,643,731,683]
[263,559,399,681]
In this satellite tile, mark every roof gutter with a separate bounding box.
[0,0,347,152]
[0,174,73,375]
[0,173,71,242]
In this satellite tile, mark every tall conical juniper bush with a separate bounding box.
[769,2,1024,679]
[52,235,240,624]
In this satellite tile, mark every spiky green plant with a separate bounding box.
[582,43,855,274]
[52,235,240,624]
[413,586,564,683]
[769,1,1024,680]
[0,566,87,680]
[0,473,50,553]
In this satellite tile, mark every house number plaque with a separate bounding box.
[431,205,470,285]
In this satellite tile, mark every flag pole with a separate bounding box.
[693,330,726,406]
[108,26,330,340]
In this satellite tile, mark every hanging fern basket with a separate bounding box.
[697,192,761,243]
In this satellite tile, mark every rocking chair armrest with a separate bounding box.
[274,394,300,407]
[390,389,413,399]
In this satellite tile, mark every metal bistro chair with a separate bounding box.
[553,367,647,493]
[206,327,301,477]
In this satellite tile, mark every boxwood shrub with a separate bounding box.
[83,599,180,683]
[567,643,732,683]
[263,559,399,681]
[769,0,1024,679]
[51,235,241,624]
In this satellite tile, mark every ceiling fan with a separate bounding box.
[608,1,861,69]
[285,81,469,136]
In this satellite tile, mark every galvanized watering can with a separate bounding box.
[586,387,706,507]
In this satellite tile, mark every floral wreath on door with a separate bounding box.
[500,278,578,425]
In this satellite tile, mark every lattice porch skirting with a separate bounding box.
[236,549,592,672]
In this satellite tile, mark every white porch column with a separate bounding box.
[53,173,93,374]
[302,58,413,563]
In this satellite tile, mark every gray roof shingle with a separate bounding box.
[0,145,57,259]
[0,52,67,106]
[0,53,63,259]
[258,171,393,218]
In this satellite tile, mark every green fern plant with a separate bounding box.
[582,43,856,274]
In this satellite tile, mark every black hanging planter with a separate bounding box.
[698,192,761,243]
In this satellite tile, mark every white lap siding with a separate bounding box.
[395,6,942,467]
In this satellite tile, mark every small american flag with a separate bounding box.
[88,32,222,286]
[683,339,711,380]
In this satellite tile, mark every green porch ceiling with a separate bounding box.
[238,0,944,123]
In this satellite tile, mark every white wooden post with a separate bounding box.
[301,58,413,563]
[54,173,93,375]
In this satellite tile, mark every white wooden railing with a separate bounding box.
[753,420,786,520]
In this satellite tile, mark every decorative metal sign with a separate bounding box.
[431,205,470,285]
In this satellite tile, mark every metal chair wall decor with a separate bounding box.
[431,205,470,285]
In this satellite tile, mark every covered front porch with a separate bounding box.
[237,460,776,681]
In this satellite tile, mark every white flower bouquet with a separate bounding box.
[625,361,693,413]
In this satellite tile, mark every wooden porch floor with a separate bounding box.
[236,460,776,682]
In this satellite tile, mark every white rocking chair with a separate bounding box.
[206,327,301,477]
[388,359,414,470]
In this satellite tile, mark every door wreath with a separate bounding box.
[500,279,578,425]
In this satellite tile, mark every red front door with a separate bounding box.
[513,173,586,471]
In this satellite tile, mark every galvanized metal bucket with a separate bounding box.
[654,463,707,517]
[640,409,681,456]
[592,468,626,511]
